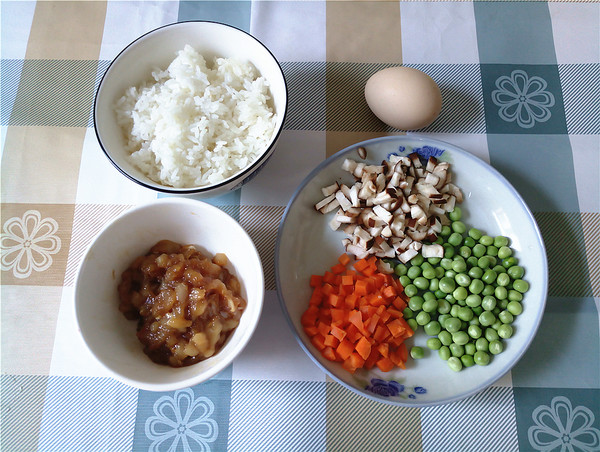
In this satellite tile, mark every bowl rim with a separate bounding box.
[93,20,289,195]
[73,197,265,391]
[275,134,549,407]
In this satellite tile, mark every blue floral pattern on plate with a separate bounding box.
[363,378,427,400]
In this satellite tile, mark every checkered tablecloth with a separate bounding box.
[1,1,599,451]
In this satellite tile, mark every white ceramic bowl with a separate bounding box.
[74,198,264,391]
[94,21,287,196]
[276,135,548,406]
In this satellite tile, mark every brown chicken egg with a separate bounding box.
[365,67,442,130]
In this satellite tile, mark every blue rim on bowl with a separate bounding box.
[275,135,548,406]
[93,20,288,195]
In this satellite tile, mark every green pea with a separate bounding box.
[497,246,512,260]
[452,258,467,273]
[472,306,483,316]
[437,299,451,315]
[438,330,453,346]
[482,269,497,284]
[487,246,499,257]
[514,279,529,293]
[465,342,476,356]
[458,306,474,322]
[399,275,411,288]
[403,307,414,319]
[494,235,509,248]
[428,257,441,265]
[440,258,453,270]
[407,266,422,280]
[496,272,511,287]
[463,236,476,248]
[423,291,437,302]
[485,328,499,342]
[489,340,504,355]
[408,296,424,311]
[438,346,451,361]
[495,286,508,300]
[474,350,490,366]
[468,228,482,241]
[411,346,425,359]
[414,277,430,290]
[405,284,419,298]
[449,343,465,358]
[411,254,424,266]
[448,232,463,247]
[468,266,484,279]
[452,331,469,345]
[439,277,456,294]
[499,298,509,310]
[422,267,437,280]
[499,310,514,324]
[444,246,456,259]
[480,235,494,246]
[508,290,523,302]
[453,286,468,301]
[444,317,462,333]
[498,324,513,339]
[467,256,479,268]
[502,256,518,269]
[493,264,506,274]
[468,324,482,339]
[435,266,445,278]
[449,207,462,222]
[475,337,489,352]
[479,311,496,326]
[448,356,463,372]
[424,320,442,336]
[459,246,472,259]
[451,221,466,234]
[450,304,460,318]
[438,314,451,328]
[407,318,419,332]
[465,294,482,308]
[427,337,442,350]
[482,284,496,296]
[461,354,475,368]
[455,273,471,287]
[394,263,408,276]
[469,279,484,295]
[508,265,525,279]
[507,300,523,316]
[472,243,486,258]
[441,225,452,237]
[434,289,447,299]
[416,311,431,326]
[477,256,492,269]
[482,296,497,311]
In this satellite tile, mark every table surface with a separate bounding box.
[1,1,599,451]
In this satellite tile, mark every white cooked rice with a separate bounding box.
[115,45,277,188]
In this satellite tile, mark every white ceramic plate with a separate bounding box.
[276,135,547,406]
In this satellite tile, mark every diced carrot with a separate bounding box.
[345,293,358,310]
[328,293,343,308]
[330,308,346,325]
[387,308,403,319]
[355,336,372,360]
[341,274,354,286]
[330,324,347,341]
[364,348,380,370]
[322,271,336,285]
[310,274,323,287]
[382,285,397,300]
[392,296,407,311]
[376,356,395,372]
[317,321,330,337]
[323,334,339,348]
[336,338,354,361]
[331,262,346,275]
[373,324,391,343]
[353,258,370,272]
[349,352,365,370]
[377,342,390,358]
[338,253,351,266]
[354,279,370,296]
[311,334,326,351]
[304,325,319,337]
[322,346,339,362]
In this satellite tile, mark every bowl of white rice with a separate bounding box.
[94,21,287,196]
